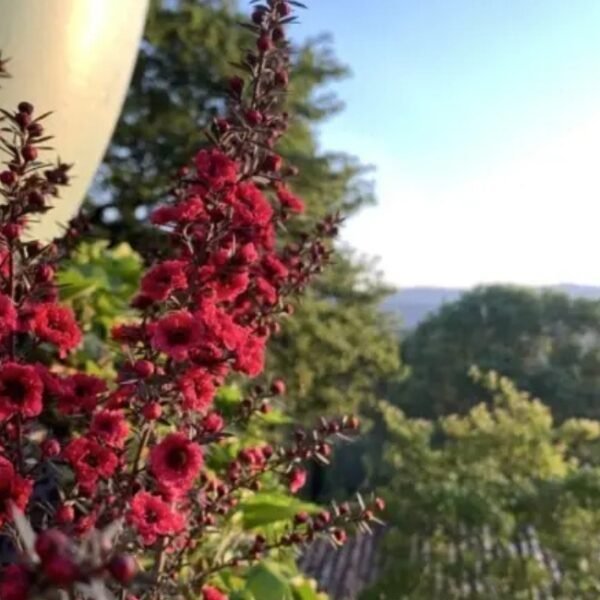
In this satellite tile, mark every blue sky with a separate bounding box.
[248,1,600,287]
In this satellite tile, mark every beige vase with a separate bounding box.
[0,0,149,239]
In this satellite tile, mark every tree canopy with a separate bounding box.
[365,371,600,599]
[398,285,600,420]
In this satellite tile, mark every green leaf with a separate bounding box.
[245,562,294,600]
[239,493,319,529]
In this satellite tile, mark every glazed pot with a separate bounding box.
[0,0,149,239]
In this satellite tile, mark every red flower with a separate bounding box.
[254,276,278,305]
[91,410,130,448]
[195,149,237,190]
[202,585,229,600]
[150,433,203,491]
[178,368,215,412]
[0,456,33,527]
[0,293,17,339]
[234,334,266,376]
[151,310,202,361]
[128,491,185,545]
[198,265,249,302]
[58,373,107,414]
[276,184,305,213]
[0,362,43,421]
[262,255,289,279]
[288,467,307,494]
[140,260,188,301]
[201,412,224,433]
[173,195,207,223]
[0,564,31,600]
[31,303,82,355]
[232,182,273,227]
[63,436,118,488]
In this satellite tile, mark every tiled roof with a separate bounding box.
[298,528,385,600]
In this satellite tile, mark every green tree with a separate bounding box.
[364,371,600,599]
[90,0,402,425]
[398,285,600,420]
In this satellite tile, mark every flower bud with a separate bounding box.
[41,438,61,458]
[263,154,282,172]
[277,2,291,16]
[245,110,263,126]
[201,412,224,433]
[270,379,286,395]
[257,33,273,53]
[36,264,55,284]
[274,70,289,87]
[15,111,32,129]
[18,101,34,115]
[332,529,347,545]
[134,359,155,378]
[0,170,16,186]
[21,145,38,162]
[55,504,75,525]
[142,402,162,420]
[28,122,44,137]
[108,554,138,584]
[294,511,309,525]
[251,8,265,24]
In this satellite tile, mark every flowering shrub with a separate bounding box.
[0,2,383,599]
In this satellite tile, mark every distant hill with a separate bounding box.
[383,284,600,330]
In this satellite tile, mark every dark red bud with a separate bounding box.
[272,27,285,43]
[18,101,34,115]
[263,154,283,172]
[251,8,265,24]
[134,359,155,378]
[36,264,55,283]
[245,110,263,126]
[277,2,291,16]
[41,438,61,458]
[22,145,38,162]
[28,122,44,137]
[55,504,75,525]
[257,33,273,53]
[332,529,347,545]
[274,70,289,87]
[15,112,32,128]
[0,170,16,186]
[270,379,286,395]
[142,402,162,420]
[215,118,230,133]
[2,223,21,240]
[108,554,138,584]
[294,511,309,525]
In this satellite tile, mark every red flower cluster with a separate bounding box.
[128,491,185,545]
[0,2,381,598]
